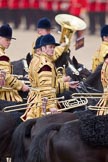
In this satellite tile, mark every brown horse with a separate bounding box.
[27,114,108,162]
[11,110,94,162]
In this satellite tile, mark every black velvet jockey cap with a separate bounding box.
[0,24,16,40]
[40,34,60,47]
[37,17,53,29]
[101,25,108,37]
[34,36,43,49]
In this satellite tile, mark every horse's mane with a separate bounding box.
[0,112,20,155]
[11,59,26,75]
[26,110,94,162]
[85,64,103,91]
[54,51,70,68]
[27,123,62,162]
[80,114,108,147]
[11,118,36,162]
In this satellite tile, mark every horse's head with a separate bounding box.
[11,58,28,77]
[55,50,70,68]
[66,56,91,81]
[26,53,32,67]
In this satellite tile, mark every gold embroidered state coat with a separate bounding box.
[96,60,108,115]
[92,41,108,72]
[0,46,24,102]
[21,49,69,121]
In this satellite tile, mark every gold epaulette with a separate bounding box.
[36,54,53,72]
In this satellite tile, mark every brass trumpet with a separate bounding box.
[3,96,65,112]
[55,14,87,51]
[72,93,104,99]
[3,96,88,113]
[58,97,88,111]
[56,65,66,78]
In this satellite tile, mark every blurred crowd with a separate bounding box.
[0,0,108,34]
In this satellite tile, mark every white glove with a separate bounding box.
[64,35,69,45]
[60,35,69,47]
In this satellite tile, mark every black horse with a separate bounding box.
[11,58,28,77]
[11,52,101,107]
[11,52,103,107]
[27,113,108,162]
[26,52,91,82]
[11,109,95,162]
[84,63,103,92]
[11,52,102,93]
[55,51,103,93]
[13,51,103,93]
[0,111,22,162]
[0,97,32,162]
[66,55,91,82]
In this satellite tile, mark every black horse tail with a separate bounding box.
[11,118,36,162]
[27,123,62,162]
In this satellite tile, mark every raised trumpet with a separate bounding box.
[55,14,87,51]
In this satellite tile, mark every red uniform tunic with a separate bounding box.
[87,0,106,12]
[38,0,70,12]
[19,0,30,9]
[8,0,20,9]
[0,0,9,24]
[69,0,87,17]
[0,0,8,8]
[30,0,39,9]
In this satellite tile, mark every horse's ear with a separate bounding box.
[26,53,32,66]
[72,56,78,68]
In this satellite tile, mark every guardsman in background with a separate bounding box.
[69,0,87,38]
[92,25,108,72]
[8,0,21,29]
[0,0,9,24]
[30,0,40,29]
[31,17,54,56]
[87,0,107,35]
[21,34,79,121]
[0,24,29,101]
[36,17,53,36]
[19,0,30,30]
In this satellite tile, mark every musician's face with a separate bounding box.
[37,28,51,36]
[0,36,11,49]
[103,36,108,42]
[42,44,55,56]
[35,48,41,55]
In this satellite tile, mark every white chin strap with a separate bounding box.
[68,62,79,75]
[22,59,29,72]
